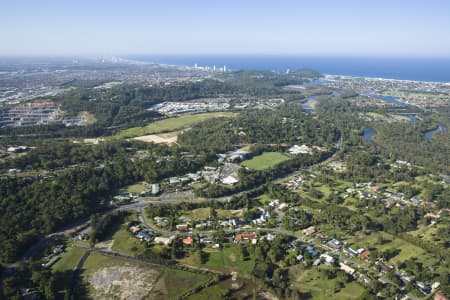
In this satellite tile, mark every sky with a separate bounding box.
[1,0,450,56]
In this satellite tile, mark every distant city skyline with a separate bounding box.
[1,0,450,57]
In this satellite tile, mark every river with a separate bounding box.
[424,124,447,139]
[301,96,317,113]
[362,92,410,107]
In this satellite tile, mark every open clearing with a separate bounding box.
[343,231,438,267]
[290,265,365,299]
[242,152,290,170]
[183,244,255,276]
[81,252,210,300]
[52,245,86,272]
[132,133,178,144]
[115,112,237,139]
[121,182,148,195]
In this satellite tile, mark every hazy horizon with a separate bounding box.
[2,0,450,57]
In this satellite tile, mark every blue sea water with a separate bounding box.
[125,55,450,83]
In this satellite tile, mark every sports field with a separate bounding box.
[241,152,290,170]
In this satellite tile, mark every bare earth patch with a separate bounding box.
[89,264,160,300]
[132,134,178,144]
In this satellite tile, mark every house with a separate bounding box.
[424,212,441,219]
[278,203,289,210]
[416,282,431,294]
[129,225,142,234]
[154,236,175,246]
[359,274,371,284]
[376,260,393,273]
[136,231,153,241]
[359,250,371,261]
[320,253,335,265]
[222,175,238,185]
[313,259,321,266]
[169,177,181,184]
[182,236,194,246]
[154,217,169,228]
[269,199,280,208]
[340,262,355,276]
[328,238,342,250]
[369,186,381,192]
[176,224,189,231]
[296,254,304,262]
[235,232,258,243]
[343,247,357,257]
[200,237,213,244]
[303,226,316,236]
[260,233,276,241]
[306,245,318,257]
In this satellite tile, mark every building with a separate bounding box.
[306,245,319,257]
[340,262,355,275]
[154,236,175,246]
[182,236,194,246]
[176,224,189,231]
[136,231,153,241]
[151,183,160,195]
[235,232,258,243]
[328,238,342,250]
[376,260,393,273]
[303,226,316,236]
[129,225,141,234]
[359,250,371,261]
[320,253,336,265]
[222,175,238,185]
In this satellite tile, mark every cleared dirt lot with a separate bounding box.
[132,134,178,144]
[89,264,160,300]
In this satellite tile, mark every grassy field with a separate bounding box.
[163,268,210,299]
[52,245,87,272]
[120,183,147,195]
[115,112,237,139]
[343,231,438,267]
[110,222,148,256]
[290,265,365,299]
[241,152,290,170]
[187,284,229,300]
[190,207,242,221]
[202,244,255,276]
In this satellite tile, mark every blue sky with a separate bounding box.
[1,0,450,56]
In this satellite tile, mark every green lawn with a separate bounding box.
[163,268,210,299]
[202,244,255,276]
[290,265,365,299]
[343,231,438,267]
[121,183,147,195]
[111,224,148,256]
[115,112,237,138]
[52,245,87,272]
[191,207,240,221]
[241,152,290,170]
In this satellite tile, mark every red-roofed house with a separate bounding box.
[235,232,258,243]
[182,236,194,246]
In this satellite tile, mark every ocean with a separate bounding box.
[125,55,450,83]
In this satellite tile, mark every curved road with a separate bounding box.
[19,134,343,261]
